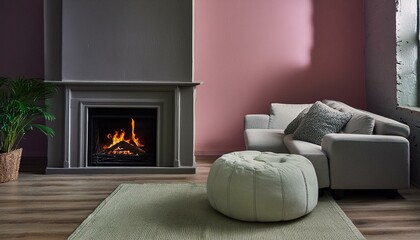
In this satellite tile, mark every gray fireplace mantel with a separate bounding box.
[46,81,199,174]
[46,80,201,87]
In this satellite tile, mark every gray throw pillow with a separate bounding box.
[284,107,310,135]
[343,112,375,134]
[293,101,352,145]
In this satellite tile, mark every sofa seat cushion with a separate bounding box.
[283,134,330,188]
[244,129,288,153]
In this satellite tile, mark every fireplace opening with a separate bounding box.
[88,108,158,166]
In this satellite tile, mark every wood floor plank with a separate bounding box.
[0,158,419,239]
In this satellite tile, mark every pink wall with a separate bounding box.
[194,0,365,156]
[1,0,365,159]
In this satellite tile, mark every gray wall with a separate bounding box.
[0,0,47,158]
[365,0,420,186]
[61,0,192,81]
[44,0,62,81]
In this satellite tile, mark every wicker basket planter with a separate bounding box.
[0,148,22,183]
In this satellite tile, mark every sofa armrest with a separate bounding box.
[321,133,410,190]
[244,114,270,129]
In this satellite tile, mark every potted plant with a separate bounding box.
[0,77,56,183]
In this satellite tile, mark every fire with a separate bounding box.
[131,118,143,147]
[106,130,126,148]
[102,118,145,155]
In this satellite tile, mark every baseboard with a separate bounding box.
[19,156,47,174]
[195,149,249,159]
[195,150,242,159]
[411,180,420,189]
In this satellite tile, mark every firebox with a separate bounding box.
[88,108,157,167]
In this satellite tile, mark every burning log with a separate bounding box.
[99,118,147,155]
[102,141,146,155]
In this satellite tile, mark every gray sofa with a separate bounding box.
[244,100,410,191]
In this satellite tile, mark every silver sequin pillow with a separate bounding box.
[293,101,352,145]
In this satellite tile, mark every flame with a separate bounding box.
[102,118,144,154]
[105,130,127,148]
[131,118,143,147]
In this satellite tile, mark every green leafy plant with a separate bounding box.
[0,77,57,153]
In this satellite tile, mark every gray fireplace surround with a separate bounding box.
[46,81,199,174]
[44,0,197,174]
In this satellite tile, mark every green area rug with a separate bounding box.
[68,183,365,240]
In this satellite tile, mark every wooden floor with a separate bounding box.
[1,159,420,240]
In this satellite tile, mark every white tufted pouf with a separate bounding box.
[207,151,318,222]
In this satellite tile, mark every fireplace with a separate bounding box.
[46,83,199,174]
[44,0,198,174]
[88,108,157,167]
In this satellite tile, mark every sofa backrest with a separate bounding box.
[268,100,410,138]
[269,103,312,129]
[360,111,410,138]
[322,100,410,138]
